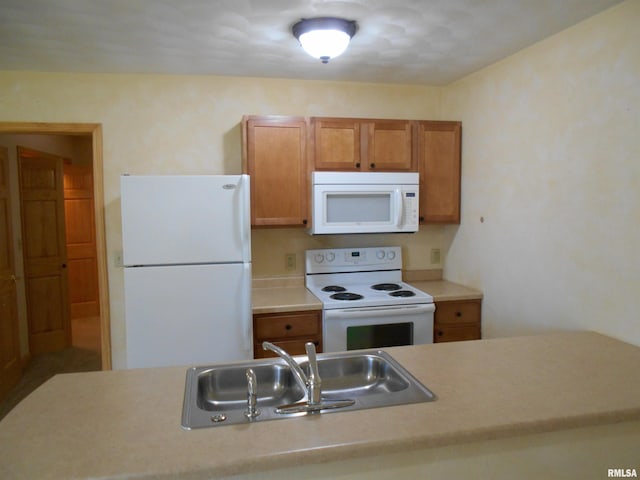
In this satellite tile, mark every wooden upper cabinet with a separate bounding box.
[312,118,361,170]
[242,116,309,227]
[367,120,415,171]
[312,118,415,172]
[416,121,462,224]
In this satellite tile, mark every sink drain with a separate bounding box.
[210,414,227,423]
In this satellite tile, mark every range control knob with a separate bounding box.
[326,252,335,262]
[387,250,396,260]
[376,250,386,260]
[314,253,324,264]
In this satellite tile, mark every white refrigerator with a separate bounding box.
[121,174,252,368]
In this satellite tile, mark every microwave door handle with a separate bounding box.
[394,188,403,227]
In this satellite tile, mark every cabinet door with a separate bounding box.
[243,116,309,226]
[435,325,481,343]
[434,299,481,343]
[367,120,415,171]
[312,118,362,171]
[253,310,322,359]
[416,121,461,223]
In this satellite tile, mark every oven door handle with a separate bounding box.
[324,303,435,320]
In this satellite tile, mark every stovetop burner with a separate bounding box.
[389,290,416,297]
[322,285,347,292]
[372,283,402,291]
[330,292,364,301]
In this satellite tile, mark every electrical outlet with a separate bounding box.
[114,252,123,267]
[285,253,296,271]
[430,248,441,265]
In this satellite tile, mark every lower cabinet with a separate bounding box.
[253,310,323,359]
[434,299,482,343]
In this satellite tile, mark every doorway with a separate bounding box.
[0,122,111,378]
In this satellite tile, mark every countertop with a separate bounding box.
[252,285,322,314]
[1,331,640,479]
[252,279,482,314]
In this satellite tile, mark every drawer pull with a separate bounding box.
[455,312,462,317]
[285,324,292,330]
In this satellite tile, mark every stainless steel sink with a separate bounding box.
[182,350,436,429]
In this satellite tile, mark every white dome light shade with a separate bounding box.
[298,30,351,62]
[292,17,357,64]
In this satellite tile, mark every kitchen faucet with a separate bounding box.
[262,341,322,405]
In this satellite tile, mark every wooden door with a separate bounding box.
[312,118,362,171]
[243,116,309,227]
[0,146,22,401]
[18,146,71,354]
[63,164,100,319]
[416,121,462,223]
[366,120,415,171]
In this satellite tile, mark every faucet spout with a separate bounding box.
[262,341,309,396]
[305,342,322,405]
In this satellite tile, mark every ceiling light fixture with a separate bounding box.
[292,17,357,64]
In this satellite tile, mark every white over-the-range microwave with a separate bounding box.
[310,171,420,235]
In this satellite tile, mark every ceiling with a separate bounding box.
[0,0,623,85]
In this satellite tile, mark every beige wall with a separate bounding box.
[0,0,637,367]
[0,74,442,368]
[441,0,640,345]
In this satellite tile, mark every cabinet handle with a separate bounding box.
[455,312,462,317]
[370,163,376,168]
[285,324,292,330]
[419,216,425,222]
[313,341,319,346]
[355,162,361,169]
[437,331,443,337]
[302,219,308,225]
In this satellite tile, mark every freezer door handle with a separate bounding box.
[240,174,252,262]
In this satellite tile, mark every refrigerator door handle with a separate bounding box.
[241,262,253,352]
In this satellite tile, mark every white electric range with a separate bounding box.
[305,246,435,352]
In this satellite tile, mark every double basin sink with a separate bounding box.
[182,349,436,429]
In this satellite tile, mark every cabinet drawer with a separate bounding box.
[435,300,481,325]
[434,324,481,343]
[254,311,321,339]
[254,338,323,359]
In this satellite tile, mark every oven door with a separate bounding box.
[323,303,435,353]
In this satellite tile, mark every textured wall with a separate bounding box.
[441,0,640,345]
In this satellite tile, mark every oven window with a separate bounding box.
[346,322,414,350]
[326,193,391,223]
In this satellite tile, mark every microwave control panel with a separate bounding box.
[402,191,419,225]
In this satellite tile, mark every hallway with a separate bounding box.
[0,316,102,421]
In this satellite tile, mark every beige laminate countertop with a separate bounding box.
[252,285,322,314]
[252,280,482,314]
[408,280,483,302]
[1,332,640,479]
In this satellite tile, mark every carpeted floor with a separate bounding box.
[0,347,101,421]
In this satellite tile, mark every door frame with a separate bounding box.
[0,122,111,369]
